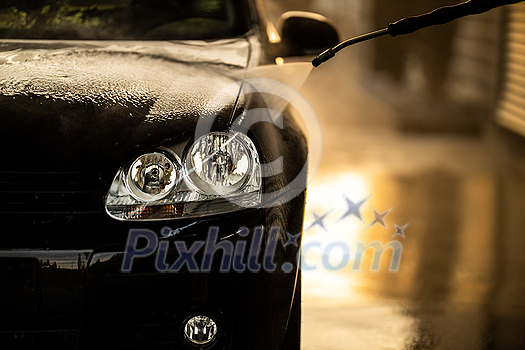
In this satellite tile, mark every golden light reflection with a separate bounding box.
[266,22,281,43]
[301,171,417,348]
[303,172,372,305]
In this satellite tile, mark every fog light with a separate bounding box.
[183,315,218,346]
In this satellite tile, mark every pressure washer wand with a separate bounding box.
[312,0,523,67]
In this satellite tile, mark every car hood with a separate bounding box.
[0,39,252,172]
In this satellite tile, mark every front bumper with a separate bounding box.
[0,204,303,350]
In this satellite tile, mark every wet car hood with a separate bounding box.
[0,39,252,172]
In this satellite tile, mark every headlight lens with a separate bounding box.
[105,132,261,221]
[126,152,178,201]
[186,132,253,195]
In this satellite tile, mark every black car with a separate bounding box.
[0,0,338,349]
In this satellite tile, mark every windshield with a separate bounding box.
[0,0,251,40]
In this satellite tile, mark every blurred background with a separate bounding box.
[263,0,525,349]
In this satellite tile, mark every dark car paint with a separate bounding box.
[0,1,308,349]
[0,41,248,173]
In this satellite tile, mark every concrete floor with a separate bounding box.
[296,46,525,350]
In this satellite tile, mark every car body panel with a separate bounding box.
[0,1,308,348]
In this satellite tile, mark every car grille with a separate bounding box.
[0,312,80,350]
[0,316,185,350]
[0,172,112,215]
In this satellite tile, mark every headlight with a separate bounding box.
[105,132,261,221]
[126,152,178,201]
[185,132,253,195]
